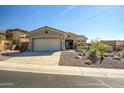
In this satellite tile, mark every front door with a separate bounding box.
[65,40,73,49]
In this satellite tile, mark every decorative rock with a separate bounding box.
[76,56,82,59]
[112,55,120,60]
[84,60,92,65]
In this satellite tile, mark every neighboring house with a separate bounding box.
[0,28,29,51]
[0,30,10,51]
[28,26,88,51]
[100,40,116,47]
[116,40,124,50]
[7,28,29,49]
[101,40,124,51]
[0,30,7,41]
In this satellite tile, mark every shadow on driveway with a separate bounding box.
[1,51,58,57]
[0,51,60,61]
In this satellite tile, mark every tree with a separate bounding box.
[90,42,108,55]
[89,42,108,64]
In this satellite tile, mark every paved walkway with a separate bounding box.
[3,51,61,65]
[0,62,124,78]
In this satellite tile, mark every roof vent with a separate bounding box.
[45,31,48,34]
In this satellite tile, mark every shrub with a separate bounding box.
[79,52,83,56]
[89,42,108,57]
[78,50,86,56]
[20,48,27,52]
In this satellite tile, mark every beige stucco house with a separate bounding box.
[28,26,88,51]
[0,28,29,51]
[0,30,7,41]
[7,28,29,48]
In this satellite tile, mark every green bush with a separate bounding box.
[79,52,83,56]
[78,51,86,56]
[89,42,108,57]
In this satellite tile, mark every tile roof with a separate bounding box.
[31,26,66,34]
[0,30,7,35]
[7,28,28,33]
[31,26,88,39]
[78,35,88,39]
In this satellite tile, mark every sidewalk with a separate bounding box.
[0,62,124,78]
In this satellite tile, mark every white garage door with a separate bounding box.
[33,38,61,51]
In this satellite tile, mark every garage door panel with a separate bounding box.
[33,39,61,51]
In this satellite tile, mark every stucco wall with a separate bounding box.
[65,33,77,41]
[28,27,87,51]
[28,27,66,51]
[0,34,6,41]
[29,27,65,38]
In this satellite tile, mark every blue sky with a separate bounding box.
[0,5,124,42]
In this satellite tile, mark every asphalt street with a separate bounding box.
[0,70,124,88]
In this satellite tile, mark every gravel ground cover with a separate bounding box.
[0,51,21,61]
[59,51,124,69]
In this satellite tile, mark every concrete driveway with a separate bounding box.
[4,51,61,65]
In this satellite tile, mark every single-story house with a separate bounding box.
[28,26,88,51]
